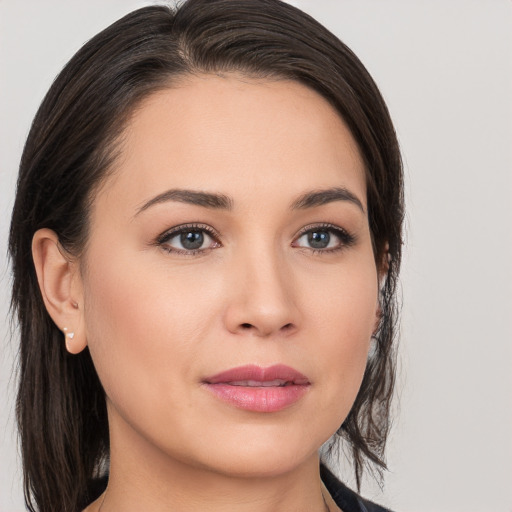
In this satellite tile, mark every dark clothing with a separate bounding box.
[321,464,394,512]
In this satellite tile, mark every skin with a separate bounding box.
[33,75,381,512]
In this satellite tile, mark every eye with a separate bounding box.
[292,224,355,252]
[157,224,220,254]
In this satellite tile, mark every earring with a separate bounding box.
[63,327,75,340]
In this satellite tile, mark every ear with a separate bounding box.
[373,242,390,336]
[377,242,390,281]
[32,229,87,354]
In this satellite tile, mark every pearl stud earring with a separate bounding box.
[63,327,75,339]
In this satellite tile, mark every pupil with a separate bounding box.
[181,231,204,250]
[308,231,330,249]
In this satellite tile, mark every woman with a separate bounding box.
[9,0,403,511]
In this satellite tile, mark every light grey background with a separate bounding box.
[1,1,511,511]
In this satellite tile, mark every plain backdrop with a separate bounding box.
[1,1,511,511]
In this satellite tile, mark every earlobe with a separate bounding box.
[62,325,86,354]
[32,229,87,354]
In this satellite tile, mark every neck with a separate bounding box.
[89,412,334,512]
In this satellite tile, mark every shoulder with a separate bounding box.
[320,464,395,512]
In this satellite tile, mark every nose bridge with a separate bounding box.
[225,237,298,337]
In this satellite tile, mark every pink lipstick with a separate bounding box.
[202,364,310,412]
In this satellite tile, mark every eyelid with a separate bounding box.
[156,223,222,255]
[154,221,355,256]
[292,222,356,251]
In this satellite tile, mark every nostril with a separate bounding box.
[281,323,295,335]
[236,322,295,336]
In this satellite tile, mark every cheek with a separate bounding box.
[305,257,377,346]
[80,230,379,462]
[81,249,220,409]
[302,258,378,421]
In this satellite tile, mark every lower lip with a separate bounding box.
[203,383,309,412]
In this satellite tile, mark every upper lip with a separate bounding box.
[203,364,310,386]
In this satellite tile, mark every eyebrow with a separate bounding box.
[291,187,365,213]
[135,185,364,216]
[135,189,233,216]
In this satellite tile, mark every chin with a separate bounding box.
[179,422,328,479]
[206,449,313,480]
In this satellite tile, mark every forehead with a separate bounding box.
[96,74,366,214]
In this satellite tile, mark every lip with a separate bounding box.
[202,364,310,413]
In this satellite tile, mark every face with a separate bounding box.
[79,75,379,478]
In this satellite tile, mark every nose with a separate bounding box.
[223,247,300,338]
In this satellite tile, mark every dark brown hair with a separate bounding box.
[9,1,403,511]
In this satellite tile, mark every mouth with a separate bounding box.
[222,379,297,387]
[202,364,310,413]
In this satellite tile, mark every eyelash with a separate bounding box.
[156,223,220,256]
[155,222,356,256]
[293,223,356,254]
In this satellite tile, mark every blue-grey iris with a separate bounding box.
[181,231,204,250]
[308,230,330,249]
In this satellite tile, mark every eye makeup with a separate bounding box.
[156,223,221,255]
[292,222,356,255]
[153,220,356,257]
